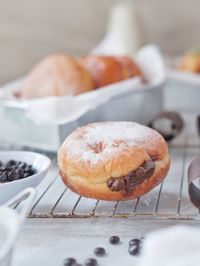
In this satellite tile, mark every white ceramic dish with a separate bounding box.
[0,45,165,151]
[0,188,35,266]
[164,56,200,111]
[166,56,200,86]
[0,151,50,204]
[0,208,18,266]
[167,68,200,87]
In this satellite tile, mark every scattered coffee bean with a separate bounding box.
[109,235,120,245]
[84,258,98,266]
[63,257,77,266]
[94,247,105,256]
[129,245,140,256]
[129,238,141,246]
[0,160,36,184]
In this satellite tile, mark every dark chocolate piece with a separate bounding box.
[151,154,159,161]
[135,167,145,178]
[107,159,155,195]
[107,178,124,192]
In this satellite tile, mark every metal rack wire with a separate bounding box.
[1,113,200,220]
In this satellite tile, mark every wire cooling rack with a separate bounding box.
[1,113,200,220]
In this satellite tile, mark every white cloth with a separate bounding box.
[138,225,200,266]
[0,45,165,124]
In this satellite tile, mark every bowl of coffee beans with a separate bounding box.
[0,151,51,204]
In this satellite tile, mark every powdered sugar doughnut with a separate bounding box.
[58,122,170,201]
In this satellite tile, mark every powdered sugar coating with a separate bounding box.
[62,122,164,165]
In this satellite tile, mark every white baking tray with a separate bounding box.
[0,188,35,266]
[165,56,200,111]
[166,56,200,87]
[0,45,165,152]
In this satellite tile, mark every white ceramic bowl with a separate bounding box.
[0,188,35,266]
[0,151,50,204]
[0,207,19,266]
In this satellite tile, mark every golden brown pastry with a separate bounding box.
[78,55,124,88]
[15,54,94,99]
[114,56,143,79]
[79,55,143,88]
[58,122,170,201]
[179,49,200,73]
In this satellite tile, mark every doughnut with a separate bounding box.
[58,122,170,201]
[15,54,94,99]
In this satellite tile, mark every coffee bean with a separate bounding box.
[0,172,8,182]
[25,165,32,172]
[109,235,120,244]
[84,258,98,266]
[6,160,16,168]
[63,257,77,266]
[129,238,141,246]
[25,170,36,176]
[8,170,15,181]
[16,161,22,167]
[23,172,30,178]
[18,162,27,169]
[14,172,20,180]
[0,160,36,183]
[16,168,24,177]
[5,167,13,171]
[94,247,106,256]
[0,166,6,171]
[129,245,140,256]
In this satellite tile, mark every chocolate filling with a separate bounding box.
[107,159,155,195]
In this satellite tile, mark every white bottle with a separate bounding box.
[92,1,146,56]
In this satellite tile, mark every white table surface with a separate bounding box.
[6,84,200,266]
[12,218,200,266]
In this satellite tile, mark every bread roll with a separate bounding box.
[16,54,94,99]
[179,49,200,73]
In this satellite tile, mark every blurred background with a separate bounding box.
[0,0,200,82]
